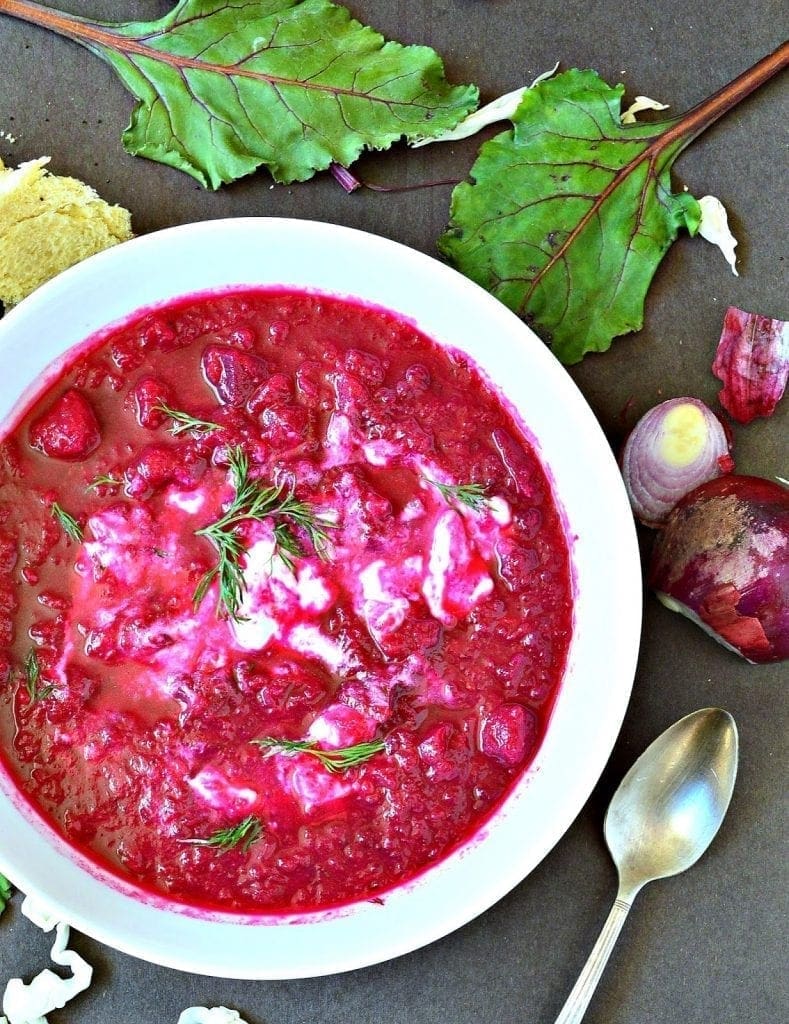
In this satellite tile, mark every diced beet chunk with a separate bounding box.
[377,617,442,661]
[246,373,293,416]
[259,404,311,446]
[201,345,268,406]
[29,389,101,461]
[125,444,205,498]
[131,377,173,429]
[418,722,470,782]
[479,703,537,768]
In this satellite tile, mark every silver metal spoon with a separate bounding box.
[554,707,739,1024]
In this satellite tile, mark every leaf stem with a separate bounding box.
[2,1,784,118]
[0,0,444,105]
[329,162,460,194]
[655,41,789,151]
[515,40,789,316]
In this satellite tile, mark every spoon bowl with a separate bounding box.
[605,707,739,895]
[555,707,739,1024]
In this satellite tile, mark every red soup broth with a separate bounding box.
[0,289,572,912]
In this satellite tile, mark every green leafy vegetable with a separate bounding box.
[194,446,333,618]
[253,736,385,773]
[155,404,221,436]
[51,502,83,542]
[0,872,12,916]
[426,477,488,512]
[24,650,55,704]
[182,814,262,852]
[0,0,477,188]
[440,47,789,363]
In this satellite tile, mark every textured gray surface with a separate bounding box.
[0,2,787,1022]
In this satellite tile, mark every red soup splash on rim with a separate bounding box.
[0,289,572,913]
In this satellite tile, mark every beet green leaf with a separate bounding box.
[439,69,703,364]
[0,0,477,188]
[439,44,789,364]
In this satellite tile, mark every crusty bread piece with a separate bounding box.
[0,156,133,308]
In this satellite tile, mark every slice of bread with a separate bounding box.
[0,156,133,309]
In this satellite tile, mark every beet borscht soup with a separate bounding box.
[0,288,572,912]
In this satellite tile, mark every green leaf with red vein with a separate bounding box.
[0,0,477,188]
[439,50,789,364]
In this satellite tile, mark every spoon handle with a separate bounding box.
[553,893,634,1024]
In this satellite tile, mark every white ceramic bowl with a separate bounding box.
[0,218,640,979]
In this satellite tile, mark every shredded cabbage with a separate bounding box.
[621,95,670,123]
[4,891,254,1024]
[697,195,739,275]
[178,1009,250,1024]
[410,63,560,146]
[2,923,92,1024]
[19,897,58,934]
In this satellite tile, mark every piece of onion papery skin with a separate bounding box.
[649,475,789,664]
[621,398,733,527]
[712,306,788,424]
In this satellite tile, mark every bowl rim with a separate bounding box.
[0,217,641,978]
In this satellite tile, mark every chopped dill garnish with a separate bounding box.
[181,814,262,853]
[272,520,303,573]
[193,446,334,620]
[155,403,221,436]
[252,737,386,774]
[87,474,122,492]
[426,477,488,512]
[51,502,83,542]
[23,650,54,704]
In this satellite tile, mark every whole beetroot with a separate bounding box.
[649,475,788,663]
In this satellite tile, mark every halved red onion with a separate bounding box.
[621,397,733,527]
[649,475,788,664]
[712,306,788,424]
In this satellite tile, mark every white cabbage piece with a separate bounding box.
[19,897,58,934]
[697,194,739,275]
[178,1009,250,1024]
[410,63,560,147]
[621,95,670,123]
[2,923,92,1024]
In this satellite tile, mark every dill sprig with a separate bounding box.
[87,474,121,491]
[426,477,488,512]
[272,520,303,573]
[181,814,262,853]
[155,403,221,436]
[51,502,84,542]
[193,446,334,619]
[252,737,386,774]
[23,650,54,704]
